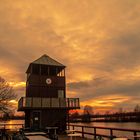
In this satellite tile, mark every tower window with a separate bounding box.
[41,65,48,75]
[49,67,57,76]
[32,64,40,74]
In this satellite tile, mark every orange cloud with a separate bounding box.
[81,95,130,106]
[0,0,140,113]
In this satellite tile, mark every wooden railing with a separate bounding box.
[68,124,140,140]
[0,124,24,129]
[18,97,80,111]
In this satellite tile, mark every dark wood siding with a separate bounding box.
[27,75,65,87]
[26,86,65,98]
[26,75,65,97]
[41,109,67,131]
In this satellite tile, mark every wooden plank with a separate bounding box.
[26,135,50,140]
[58,135,91,140]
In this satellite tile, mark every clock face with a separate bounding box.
[46,78,52,84]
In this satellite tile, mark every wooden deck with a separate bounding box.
[59,135,91,140]
[21,134,91,140]
[26,135,50,140]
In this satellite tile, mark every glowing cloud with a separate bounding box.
[0,0,140,112]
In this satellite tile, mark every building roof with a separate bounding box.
[26,54,65,73]
[32,54,65,67]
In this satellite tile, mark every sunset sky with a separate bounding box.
[0,0,140,113]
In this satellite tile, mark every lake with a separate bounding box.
[75,122,140,129]
[71,122,140,139]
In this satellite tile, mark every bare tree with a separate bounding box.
[0,77,17,113]
[83,105,93,115]
[82,105,93,122]
[134,104,140,112]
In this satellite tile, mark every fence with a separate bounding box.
[68,124,140,140]
[0,124,24,130]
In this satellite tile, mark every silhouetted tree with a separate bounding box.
[118,107,124,122]
[134,104,140,121]
[82,105,93,122]
[105,111,110,121]
[134,104,140,112]
[0,77,16,113]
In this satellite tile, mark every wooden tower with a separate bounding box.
[18,54,80,132]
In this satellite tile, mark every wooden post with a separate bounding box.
[67,111,70,130]
[94,127,96,139]
[110,129,113,140]
[134,131,137,140]
[82,126,84,138]
[73,126,75,133]
[68,98,70,108]
[64,69,65,76]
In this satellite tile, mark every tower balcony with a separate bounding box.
[18,97,80,111]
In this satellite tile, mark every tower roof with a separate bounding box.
[32,54,65,67]
[26,54,65,73]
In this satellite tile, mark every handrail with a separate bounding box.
[0,124,24,129]
[18,97,80,110]
[68,124,140,140]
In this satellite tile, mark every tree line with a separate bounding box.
[70,105,140,122]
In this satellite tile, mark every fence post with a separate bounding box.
[134,131,137,140]
[82,126,84,138]
[94,127,96,140]
[72,125,74,130]
[110,129,113,140]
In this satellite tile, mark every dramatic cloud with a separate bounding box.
[0,0,140,112]
[67,77,140,110]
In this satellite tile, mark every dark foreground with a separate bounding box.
[0,131,91,140]
[1,123,140,140]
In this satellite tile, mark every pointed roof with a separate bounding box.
[26,54,65,73]
[32,54,65,67]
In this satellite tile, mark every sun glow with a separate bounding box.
[9,100,17,104]
[9,82,26,88]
